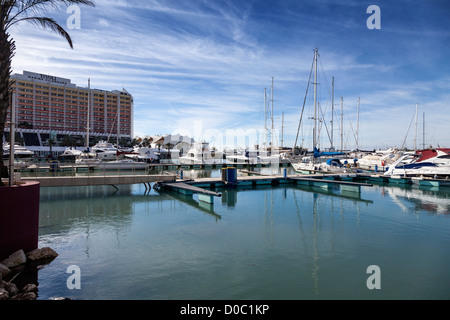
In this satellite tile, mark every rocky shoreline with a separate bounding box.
[0,248,58,300]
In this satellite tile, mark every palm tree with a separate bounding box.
[0,0,95,185]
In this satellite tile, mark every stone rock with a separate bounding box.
[1,250,27,269]
[4,282,18,296]
[10,292,37,300]
[27,247,58,263]
[0,263,11,279]
[22,284,38,293]
[0,288,9,300]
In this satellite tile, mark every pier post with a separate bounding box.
[222,167,238,187]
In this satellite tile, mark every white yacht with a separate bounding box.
[226,149,262,165]
[91,140,118,161]
[75,152,101,166]
[415,148,450,166]
[384,151,450,178]
[124,146,160,163]
[97,159,148,170]
[59,147,83,162]
[348,148,404,171]
[2,143,34,161]
[257,150,282,164]
[292,157,357,174]
[179,142,222,165]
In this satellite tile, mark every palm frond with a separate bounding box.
[5,0,95,31]
[14,16,73,47]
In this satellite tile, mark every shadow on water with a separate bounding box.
[155,189,222,221]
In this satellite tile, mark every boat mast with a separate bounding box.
[341,97,344,152]
[331,76,334,150]
[271,77,275,150]
[264,88,267,149]
[117,92,121,147]
[356,97,360,151]
[414,103,418,151]
[423,112,426,149]
[313,48,318,151]
[86,79,90,150]
[293,51,315,154]
[281,112,284,149]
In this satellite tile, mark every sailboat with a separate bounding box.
[258,78,282,164]
[291,49,351,174]
[76,79,100,165]
[75,80,144,170]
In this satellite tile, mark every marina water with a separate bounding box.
[33,168,450,300]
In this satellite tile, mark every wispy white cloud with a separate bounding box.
[8,0,450,149]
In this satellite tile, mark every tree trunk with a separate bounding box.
[0,28,16,185]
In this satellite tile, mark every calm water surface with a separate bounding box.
[34,169,450,300]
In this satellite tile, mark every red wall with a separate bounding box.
[0,181,40,260]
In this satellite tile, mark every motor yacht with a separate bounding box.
[2,143,34,161]
[91,140,118,161]
[384,151,450,178]
[179,142,222,165]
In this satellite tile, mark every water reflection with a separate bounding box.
[383,185,450,215]
[221,189,237,207]
[34,177,450,300]
[157,190,222,221]
[40,185,136,232]
[293,183,374,204]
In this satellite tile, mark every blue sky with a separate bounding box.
[8,0,450,150]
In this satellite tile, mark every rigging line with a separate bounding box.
[345,127,352,150]
[294,54,315,150]
[401,111,416,150]
[107,110,119,143]
[319,102,332,147]
[319,56,332,112]
[348,119,358,148]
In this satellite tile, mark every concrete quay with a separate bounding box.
[23,174,176,188]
